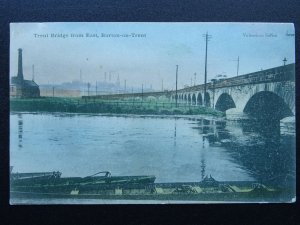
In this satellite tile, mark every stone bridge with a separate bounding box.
[85,90,171,101]
[84,63,295,120]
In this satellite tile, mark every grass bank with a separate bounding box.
[10,97,225,117]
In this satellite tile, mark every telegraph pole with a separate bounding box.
[80,69,82,83]
[124,79,127,93]
[117,73,120,87]
[96,81,98,95]
[87,82,90,96]
[202,32,212,106]
[236,56,240,77]
[175,65,178,107]
[141,84,144,101]
[194,72,196,86]
[32,64,35,81]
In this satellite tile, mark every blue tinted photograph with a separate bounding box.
[9,22,295,204]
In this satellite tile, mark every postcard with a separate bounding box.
[9,22,295,204]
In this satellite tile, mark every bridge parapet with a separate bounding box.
[212,63,294,89]
[82,90,171,100]
[176,63,294,94]
[83,63,294,101]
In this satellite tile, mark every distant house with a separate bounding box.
[10,48,40,98]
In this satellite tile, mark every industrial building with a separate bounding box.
[10,48,40,98]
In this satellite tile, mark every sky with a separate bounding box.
[10,22,295,90]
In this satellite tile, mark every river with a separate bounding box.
[10,112,295,189]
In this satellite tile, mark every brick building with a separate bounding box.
[10,48,40,98]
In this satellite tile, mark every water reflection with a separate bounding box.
[174,118,177,147]
[241,119,281,139]
[11,113,294,187]
[194,117,295,187]
[17,114,23,149]
[200,152,206,180]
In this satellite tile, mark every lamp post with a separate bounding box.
[283,57,287,78]
[283,57,287,66]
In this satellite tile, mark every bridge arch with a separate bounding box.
[184,94,187,103]
[192,93,196,105]
[173,94,178,102]
[172,95,176,102]
[197,93,203,106]
[243,91,293,120]
[215,93,236,112]
[188,94,192,105]
[204,92,211,107]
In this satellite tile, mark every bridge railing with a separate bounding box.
[177,63,295,94]
[213,63,294,89]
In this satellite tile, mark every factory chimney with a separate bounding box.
[17,48,24,81]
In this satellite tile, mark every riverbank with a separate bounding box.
[10,97,224,116]
[11,185,293,204]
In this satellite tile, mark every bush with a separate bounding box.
[144,108,157,114]
[172,109,183,114]
[10,98,225,117]
[159,109,172,115]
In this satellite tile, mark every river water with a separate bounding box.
[10,112,295,189]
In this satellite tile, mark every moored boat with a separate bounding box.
[10,168,156,195]
[10,168,286,202]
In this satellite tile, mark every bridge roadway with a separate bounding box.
[83,63,295,120]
